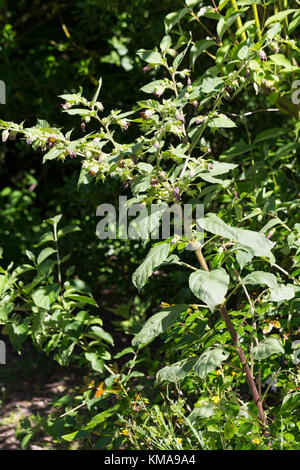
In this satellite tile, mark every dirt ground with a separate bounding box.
[0,342,81,450]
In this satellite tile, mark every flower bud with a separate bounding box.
[173,186,181,201]
[93,137,100,143]
[140,109,154,120]
[143,65,152,73]
[81,122,86,132]
[266,230,275,239]
[85,116,91,123]
[154,86,165,98]
[119,119,130,130]
[177,113,185,124]
[154,141,160,150]
[95,101,104,111]
[2,130,9,142]
[47,134,57,147]
[259,50,267,62]
[187,78,192,87]
[26,138,32,145]
[191,100,199,109]
[196,116,204,124]
[150,178,159,186]
[89,166,99,176]
[62,102,71,110]
[68,150,77,158]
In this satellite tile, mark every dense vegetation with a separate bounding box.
[0,0,300,450]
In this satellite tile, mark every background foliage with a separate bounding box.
[0,0,300,450]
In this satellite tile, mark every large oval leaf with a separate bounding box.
[132,304,187,347]
[193,347,229,378]
[189,268,229,311]
[132,243,170,290]
[252,337,284,360]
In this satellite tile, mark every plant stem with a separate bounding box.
[191,239,267,427]
[252,4,262,40]
[231,0,247,41]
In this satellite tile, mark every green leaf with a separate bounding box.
[164,8,189,33]
[189,268,229,311]
[269,285,295,302]
[90,326,114,345]
[136,50,165,65]
[57,225,81,238]
[190,40,215,68]
[208,115,236,128]
[32,284,60,310]
[200,77,224,94]
[134,204,167,241]
[252,337,284,360]
[265,10,296,27]
[241,271,278,289]
[43,147,63,163]
[85,352,104,372]
[254,127,290,143]
[160,35,172,52]
[131,175,151,195]
[140,80,165,94]
[199,213,274,258]
[188,403,215,421]
[156,357,197,383]
[78,166,94,188]
[193,347,229,378]
[132,304,187,347]
[281,393,300,413]
[92,77,102,105]
[132,243,170,290]
[65,294,98,306]
[224,423,238,440]
[269,54,292,69]
[37,247,57,265]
